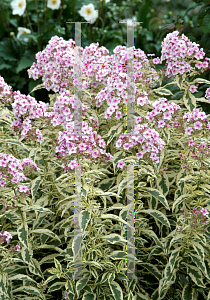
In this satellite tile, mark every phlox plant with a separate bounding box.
[1,30,210,300]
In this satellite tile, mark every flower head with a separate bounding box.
[79,4,98,24]
[17,27,31,42]
[47,0,61,10]
[11,0,26,16]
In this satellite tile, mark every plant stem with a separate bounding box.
[34,0,40,35]
[116,0,134,30]
[57,0,64,25]
[25,7,33,33]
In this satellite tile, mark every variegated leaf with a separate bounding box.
[109,280,123,300]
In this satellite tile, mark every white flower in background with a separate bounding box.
[47,0,61,10]
[11,0,26,16]
[100,0,110,3]
[79,4,98,24]
[17,27,31,42]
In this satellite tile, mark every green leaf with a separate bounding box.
[140,209,171,228]
[65,280,74,294]
[8,274,36,284]
[183,263,205,288]
[108,251,127,260]
[82,292,96,300]
[76,277,89,298]
[168,246,182,272]
[17,221,29,249]
[100,214,127,225]
[54,258,62,272]
[100,272,110,284]
[78,210,91,233]
[183,89,196,112]
[31,176,42,201]
[172,194,190,213]
[0,274,10,297]
[192,78,210,85]
[45,275,58,285]
[140,263,162,280]
[105,123,123,145]
[169,233,185,248]
[85,261,103,270]
[156,173,170,197]
[0,39,18,61]
[154,87,173,96]
[97,177,115,191]
[141,187,170,210]
[101,233,133,247]
[112,150,125,174]
[136,292,151,300]
[12,286,43,297]
[28,205,53,214]
[72,233,82,258]
[47,282,65,293]
[204,13,210,30]
[30,229,61,243]
[28,148,38,163]
[193,242,205,262]
[16,57,35,73]
[141,229,163,248]
[109,280,123,300]
[3,139,29,154]
[182,284,194,300]
[117,178,128,196]
[189,253,209,279]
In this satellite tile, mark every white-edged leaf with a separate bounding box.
[140,209,171,228]
[141,187,170,210]
[30,229,61,243]
[109,280,123,300]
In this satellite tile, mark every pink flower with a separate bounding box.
[136,151,144,159]
[200,208,209,216]
[188,139,194,146]
[18,185,29,193]
[123,143,131,150]
[185,127,193,135]
[189,85,197,93]
[118,160,125,169]
[0,180,6,187]
[194,121,202,130]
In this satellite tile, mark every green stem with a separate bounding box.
[57,0,64,25]
[116,0,134,30]
[34,0,40,35]
[25,7,33,33]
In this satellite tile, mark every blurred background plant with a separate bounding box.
[1,0,210,112]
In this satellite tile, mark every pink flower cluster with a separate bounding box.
[54,121,113,172]
[92,45,158,119]
[51,90,98,129]
[0,228,20,253]
[181,109,210,140]
[27,36,159,121]
[179,207,209,233]
[116,123,165,164]
[10,244,20,253]
[145,97,181,127]
[144,98,210,144]
[179,141,210,172]
[157,31,209,77]
[205,87,210,102]
[0,75,14,105]
[0,153,39,195]
[10,91,53,144]
[0,230,12,244]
